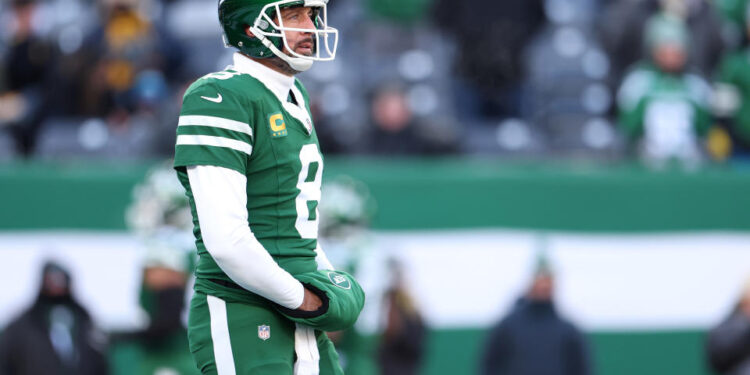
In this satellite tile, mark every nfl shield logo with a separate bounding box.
[258,325,271,341]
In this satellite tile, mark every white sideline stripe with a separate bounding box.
[207,295,237,375]
[176,135,253,156]
[179,115,253,137]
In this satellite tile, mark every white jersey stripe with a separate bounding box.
[207,295,237,375]
[179,115,253,138]
[176,135,253,156]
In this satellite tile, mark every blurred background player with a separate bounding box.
[317,176,386,374]
[109,161,198,375]
[0,261,108,375]
[480,254,591,375]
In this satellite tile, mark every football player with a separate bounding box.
[173,1,362,374]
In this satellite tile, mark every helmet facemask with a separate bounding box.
[249,0,338,72]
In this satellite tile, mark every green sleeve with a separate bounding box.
[616,68,653,139]
[685,74,713,137]
[174,80,254,175]
[618,98,646,139]
[693,104,712,137]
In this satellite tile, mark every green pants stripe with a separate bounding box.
[188,291,344,375]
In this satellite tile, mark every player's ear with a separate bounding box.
[245,25,255,38]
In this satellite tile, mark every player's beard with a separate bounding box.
[269,37,315,75]
[293,37,315,57]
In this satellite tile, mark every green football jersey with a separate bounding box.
[174,67,323,300]
[617,62,711,139]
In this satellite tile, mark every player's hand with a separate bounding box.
[297,287,323,312]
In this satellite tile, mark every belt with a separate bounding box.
[208,278,245,291]
[200,278,267,305]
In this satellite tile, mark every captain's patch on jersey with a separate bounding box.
[269,113,288,137]
[258,325,271,341]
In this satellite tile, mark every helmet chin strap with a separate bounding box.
[253,26,314,72]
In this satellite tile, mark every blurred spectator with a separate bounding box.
[707,277,750,374]
[7,0,741,160]
[368,83,456,154]
[368,83,417,154]
[377,259,426,375]
[616,12,712,166]
[54,0,187,160]
[432,0,545,121]
[714,3,750,154]
[599,0,725,87]
[480,257,591,375]
[0,0,56,156]
[0,261,108,375]
[520,0,617,155]
[77,0,184,117]
[45,0,187,159]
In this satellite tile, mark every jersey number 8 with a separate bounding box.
[295,144,323,239]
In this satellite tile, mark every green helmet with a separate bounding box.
[219,0,339,72]
[318,176,376,238]
[126,160,192,235]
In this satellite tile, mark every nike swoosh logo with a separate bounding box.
[200,93,223,103]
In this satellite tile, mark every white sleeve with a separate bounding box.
[314,243,335,270]
[187,165,304,309]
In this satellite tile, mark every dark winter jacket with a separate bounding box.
[481,298,591,375]
[378,295,426,375]
[0,295,108,375]
[707,308,750,375]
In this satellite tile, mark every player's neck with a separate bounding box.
[234,53,296,103]
[245,53,299,77]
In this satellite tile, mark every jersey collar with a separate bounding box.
[232,52,295,103]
